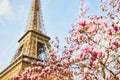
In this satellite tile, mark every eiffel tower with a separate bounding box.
[0,0,50,80]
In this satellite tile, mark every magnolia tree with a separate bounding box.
[14,37,73,80]
[14,0,120,80]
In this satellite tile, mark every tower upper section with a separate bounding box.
[11,0,50,62]
[25,0,45,34]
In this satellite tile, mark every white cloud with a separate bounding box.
[0,0,14,19]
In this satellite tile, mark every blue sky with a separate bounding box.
[0,0,101,71]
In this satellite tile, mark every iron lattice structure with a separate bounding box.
[0,0,50,79]
[25,0,46,35]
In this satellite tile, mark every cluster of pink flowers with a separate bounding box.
[14,0,120,80]
[68,0,120,79]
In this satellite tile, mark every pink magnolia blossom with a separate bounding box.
[107,27,113,35]
[107,73,112,79]
[97,50,102,57]
[27,77,31,80]
[77,51,83,59]
[53,65,57,70]
[81,44,90,53]
[112,40,119,47]
[92,50,98,58]
[39,72,45,78]
[81,44,93,54]
[36,61,41,66]
[69,47,74,53]
[56,56,62,61]
[109,45,113,50]
[78,19,86,27]
[89,60,94,67]
[113,25,118,32]
[80,34,87,40]
[30,74,38,80]
[79,75,85,80]
[20,77,25,80]
[99,4,106,11]
[84,68,90,76]
[14,75,20,80]
[92,49,102,58]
